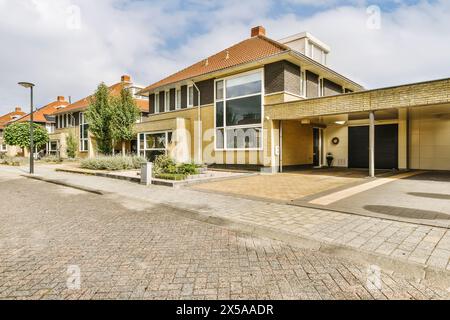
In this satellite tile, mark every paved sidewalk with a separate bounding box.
[2,165,450,275]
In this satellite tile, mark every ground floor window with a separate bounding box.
[138,131,172,162]
[0,143,7,152]
[47,140,58,156]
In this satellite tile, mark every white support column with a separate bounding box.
[369,111,375,177]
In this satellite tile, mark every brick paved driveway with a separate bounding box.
[0,173,448,300]
[191,168,367,202]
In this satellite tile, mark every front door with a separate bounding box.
[313,128,321,167]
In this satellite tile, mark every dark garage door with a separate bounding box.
[348,124,398,169]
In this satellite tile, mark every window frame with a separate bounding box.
[137,130,172,160]
[0,143,7,152]
[213,68,264,152]
[300,69,307,98]
[165,90,170,112]
[187,85,194,107]
[154,92,160,114]
[175,88,181,110]
[79,112,89,152]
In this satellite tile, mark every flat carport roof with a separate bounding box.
[265,77,450,120]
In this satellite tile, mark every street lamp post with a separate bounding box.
[18,82,35,174]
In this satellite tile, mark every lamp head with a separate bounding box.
[18,82,35,88]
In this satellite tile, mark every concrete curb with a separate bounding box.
[22,174,105,195]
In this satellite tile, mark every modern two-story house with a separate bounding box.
[137,26,450,174]
[50,75,149,158]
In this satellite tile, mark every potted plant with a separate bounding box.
[326,152,334,167]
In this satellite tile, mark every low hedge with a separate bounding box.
[155,173,187,181]
[80,155,147,171]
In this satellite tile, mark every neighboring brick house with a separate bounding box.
[50,75,149,158]
[0,107,26,156]
[137,26,450,173]
[7,97,69,157]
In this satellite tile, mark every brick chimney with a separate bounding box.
[121,75,131,82]
[15,107,22,112]
[57,96,65,102]
[251,26,266,37]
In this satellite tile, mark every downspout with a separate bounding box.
[279,120,283,173]
[192,81,202,164]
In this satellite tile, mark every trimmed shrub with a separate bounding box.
[80,155,147,171]
[177,162,199,175]
[155,173,186,181]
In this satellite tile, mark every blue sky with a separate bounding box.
[0,0,449,114]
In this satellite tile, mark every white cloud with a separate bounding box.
[0,0,449,115]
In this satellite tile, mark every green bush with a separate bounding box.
[153,155,199,177]
[153,155,176,175]
[155,173,186,181]
[80,155,147,171]
[66,132,78,159]
[177,162,199,175]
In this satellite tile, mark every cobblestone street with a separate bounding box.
[0,173,448,300]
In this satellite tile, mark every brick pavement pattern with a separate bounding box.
[0,174,448,300]
[2,165,450,272]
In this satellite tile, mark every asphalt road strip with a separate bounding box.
[309,171,426,206]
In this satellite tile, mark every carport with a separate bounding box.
[265,78,450,177]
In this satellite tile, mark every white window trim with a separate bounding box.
[175,88,181,110]
[300,69,307,98]
[0,143,7,152]
[137,131,171,157]
[213,68,264,152]
[165,90,170,112]
[187,85,194,108]
[79,112,89,152]
[154,92,160,114]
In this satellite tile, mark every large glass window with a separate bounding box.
[215,70,263,150]
[79,112,89,152]
[138,131,172,162]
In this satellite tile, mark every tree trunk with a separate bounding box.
[122,141,126,156]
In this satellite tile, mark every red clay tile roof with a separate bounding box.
[15,99,69,124]
[53,82,148,115]
[139,35,289,94]
[0,108,26,129]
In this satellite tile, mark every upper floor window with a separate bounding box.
[215,70,263,150]
[176,89,181,109]
[300,70,306,98]
[187,85,194,107]
[154,93,159,114]
[165,91,170,111]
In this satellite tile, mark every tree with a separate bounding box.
[85,83,114,155]
[66,131,78,159]
[4,122,49,151]
[111,87,140,155]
